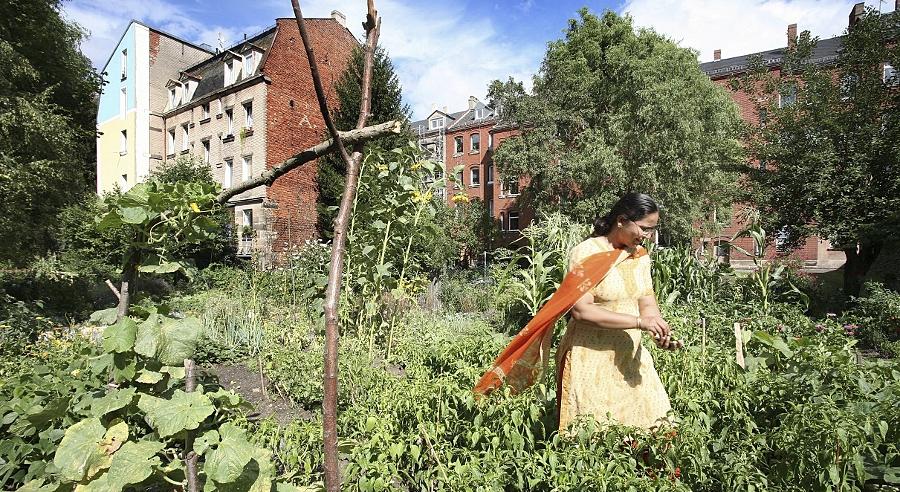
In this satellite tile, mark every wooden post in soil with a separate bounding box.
[289,1,381,490]
[184,359,199,492]
[734,322,745,369]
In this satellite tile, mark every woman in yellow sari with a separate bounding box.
[557,193,675,431]
[473,193,677,431]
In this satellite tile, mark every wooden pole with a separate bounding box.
[734,322,745,369]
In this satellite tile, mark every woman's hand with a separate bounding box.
[639,316,680,349]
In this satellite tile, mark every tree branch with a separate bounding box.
[214,120,401,204]
[290,1,380,491]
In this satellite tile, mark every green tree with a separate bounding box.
[489,9,743,241]
[316,46,411,238]
[0,0,101,264]
[733,8,900,296]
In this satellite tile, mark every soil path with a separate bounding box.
[206,362,313,426]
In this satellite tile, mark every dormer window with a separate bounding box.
[168,86,180,108]
[243,49,261,76]
[224,59,235,86]
[474,108,484,120]
[429,117,444,130]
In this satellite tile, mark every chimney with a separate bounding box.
[849,2,865,28]
[787,23,797,48]
[713,49,721,61]
[468,96,478,110]
[331,10,346,27]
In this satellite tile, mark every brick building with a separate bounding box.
[96,13,356,262]
[412,97,531,245]
[691,4,895,269]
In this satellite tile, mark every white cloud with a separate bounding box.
[620,0,888,62]
[297,0,541,120]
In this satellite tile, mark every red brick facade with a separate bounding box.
[263,18,357,252]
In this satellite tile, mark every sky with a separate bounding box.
[62,0,892,120]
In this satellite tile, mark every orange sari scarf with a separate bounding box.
[473,246,648,395]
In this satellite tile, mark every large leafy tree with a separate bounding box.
[489,9,744,241]
[0,0,101,264]
[316,45,411,238]
[734,8,900,296]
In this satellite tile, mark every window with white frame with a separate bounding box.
[224,59,234,86]
[499,212,505,231]
[508,211,520,231]
[502,178,520,196]
[470,166,480,186]
[120,49,127,80]
[169,87,179,108]
[120,130,127,155]
[225,108,234,136]
[202,140,210,164]
[217,99,223,115]
[201,103,210,119]
[181,124,189,151]
[243,51,254,75]
[488,133,494,149]
[243,101,253,129]
[167,128,175,155]
[470,133,480,152]
[884,63,897,85]
[242,155,252,181]
[454,136,463,154]
[487,199,493,217]
[224,158,233,188]
[429,117,444,129]
[474,108,484,120]
[486,163,494,184]
[779,83,797,108]
[775,226,790,253]
[120,87,126,118]
[242,209,253,228]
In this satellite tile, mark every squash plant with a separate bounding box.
[9,306,291,491]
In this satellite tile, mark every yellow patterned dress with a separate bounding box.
[556,236,673,431]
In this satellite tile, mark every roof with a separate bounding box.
[700,34,845,79]
[101,19,214,72]
[411,100,500,135]
[411,109,468,135]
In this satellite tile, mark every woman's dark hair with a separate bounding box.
[591,193,659,237]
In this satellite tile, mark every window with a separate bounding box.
[120,174,128,188]
[202,140,210,164]
[224,158,233,188]
[169,87,178,108]
[167,128,176,154]
[242,155,252,181]
[201,103,210,120]
[454,136,463,154]
[225,108,234,136]
[120,49,127,80]
[183,81,194,102]
[429,117,444,129]
[455,171,463,190]
[884,63,897,85]
[488,133,494,149]
[779,83,797,108]
[181,124,189,151]
[119,130,127,155]
[242,209,253,228]
[470,166,480,186]
[486,164,494,184]
[243,101,253,129]
[758,108,767,127]
[244,51,254,75]
[503,178,520,196]
[775,226,790,253]
[471,133,480,152]
[120,87,127,118]
[224,60,234,86]
[217,99,223,115]
[499,212,506,231]
[508,211,520,231]
[487,199,494,217]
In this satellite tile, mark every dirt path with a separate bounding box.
[206,362,313,426]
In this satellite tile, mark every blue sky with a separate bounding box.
[63,0,889,120]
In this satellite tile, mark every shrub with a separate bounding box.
[843,282,900,357]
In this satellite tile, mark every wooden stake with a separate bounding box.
[184,359,199,492]
[734,322,745,369]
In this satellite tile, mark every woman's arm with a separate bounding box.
[638,294,677,349]
[570,292,669,340]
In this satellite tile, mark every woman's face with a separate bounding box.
[619,211,659,248]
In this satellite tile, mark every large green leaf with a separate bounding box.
[229,448,275,492]
[134,315,202,365]
[204,423,256,484]
[81,440,164,491]
[90,387,137,417]
[102,318,137,353]
[138,390,214,438]
[120,206,149,224]
[52,418,107,482]
[89,308,119,326]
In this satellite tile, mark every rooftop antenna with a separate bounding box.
[217,32,225,51]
